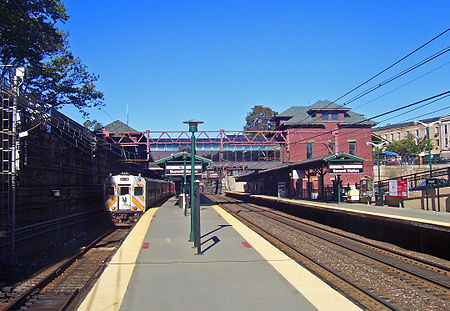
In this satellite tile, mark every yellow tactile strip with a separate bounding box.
[211,204,362,311]
[76,207,158,311]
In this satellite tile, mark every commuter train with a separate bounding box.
[104,173,175,225]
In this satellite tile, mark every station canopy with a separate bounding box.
[155,152,212,177]
[236,152,364,181]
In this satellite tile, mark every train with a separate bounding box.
[104,173,175,225]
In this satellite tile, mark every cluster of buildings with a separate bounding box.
[101,100,449,200]
[372,116,450,160]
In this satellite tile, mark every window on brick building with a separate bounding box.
[397,132,401,140]
[322,113,339,121]
[390,133,394,141]
[348,141,356,156]
[306,142,313,159]
[328,142,335,155]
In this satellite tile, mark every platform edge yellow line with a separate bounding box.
[76,207,158,311]
[211,204,362,311]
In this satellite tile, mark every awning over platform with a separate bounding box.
[236,153,364,181]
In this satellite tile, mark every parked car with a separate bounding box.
[410,178,449,191]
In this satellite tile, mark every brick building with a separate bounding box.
[372,115,450,159]
[271,100,376,193]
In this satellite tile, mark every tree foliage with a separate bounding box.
[244,105,278,131]
[384,136,431,157]
[0,0,103,116]
[83,119,103,131]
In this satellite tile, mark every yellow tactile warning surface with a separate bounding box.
[76,207,158,311]
[211,204,362,311]
[235,193,450,228]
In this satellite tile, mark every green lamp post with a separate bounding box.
[183,120,203,242]
[182,152,188,216]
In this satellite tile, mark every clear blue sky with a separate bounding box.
[59,0,450,131]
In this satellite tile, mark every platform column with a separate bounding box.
[184,120,203,243]
[194,180,201,254]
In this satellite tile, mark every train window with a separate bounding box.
[105,187,114,195]
[134,187,143,196]
[120,187,129,195]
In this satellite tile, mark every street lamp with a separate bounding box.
[183,120,203,243]
[414,120,441,176]
[367,141,389,206]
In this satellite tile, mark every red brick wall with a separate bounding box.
[283,123,374,187]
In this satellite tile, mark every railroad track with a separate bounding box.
[0,227,130,311]
[205,194,450,311]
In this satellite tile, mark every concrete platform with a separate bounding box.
[77,197,361,311]
[227,192,450,228]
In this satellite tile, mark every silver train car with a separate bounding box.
[104,173,175,225]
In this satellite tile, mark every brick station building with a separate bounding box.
[239,100,376,199]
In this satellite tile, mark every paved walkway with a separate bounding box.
[77,197,361,311]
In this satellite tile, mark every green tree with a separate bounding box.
[244,105,278,131]
[385,136,430,157]
[0,0,103,116]
[83,119,103,131]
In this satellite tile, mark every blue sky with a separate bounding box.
[59,1,450,131]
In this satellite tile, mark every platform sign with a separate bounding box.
[361,179,374,197]
[165,165,202,176]
[389,179,408,198]
[328,164,363,174]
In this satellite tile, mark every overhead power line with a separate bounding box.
[340,47,449,107]
[353,61,450,110]
[284,105,450,160]
[369,91,450,121]
[332,29,449,105]
[284,91,450,148]
[290,29,450,126]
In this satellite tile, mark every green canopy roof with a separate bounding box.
[155,152,212,166]
[324,152,364,162]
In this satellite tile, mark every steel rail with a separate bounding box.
[1,227,115,311]
[224,195,450,276]
[204,195,400,311]
[244,201,449,290]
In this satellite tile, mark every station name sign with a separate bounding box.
[165,165,202,176]
[328,164,363,174]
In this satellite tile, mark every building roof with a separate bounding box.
[154,152,212,166]
[307,100,350,111]
[103,120,138,132]
[236,152,364,181]
[275,100,376,128]
[373,116,443,132]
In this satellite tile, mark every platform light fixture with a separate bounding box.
[414,120,441,175]
[183,120,203,243]
[367,141,389,206]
